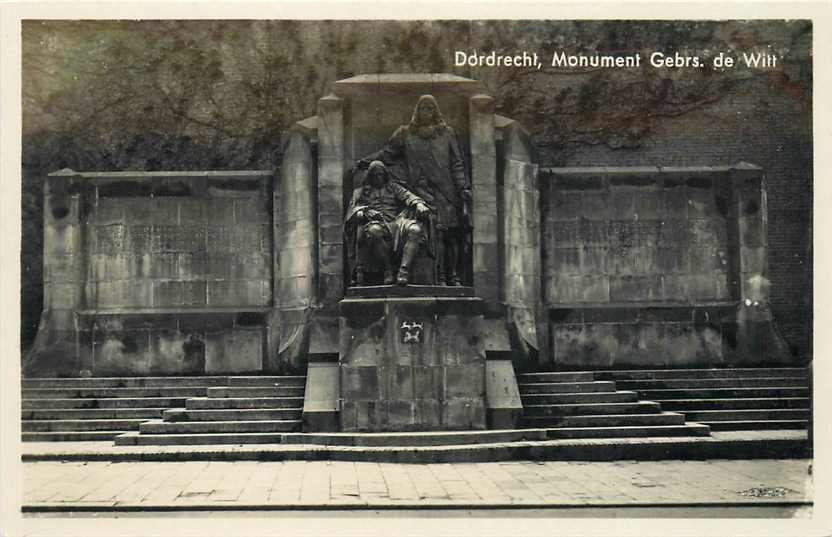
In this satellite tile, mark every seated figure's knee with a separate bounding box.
[406,222,425,243]
[363,223,386,242]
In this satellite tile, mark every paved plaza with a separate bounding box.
[22,458,812,511]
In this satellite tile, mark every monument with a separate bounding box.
[27,73,794,436]
[276,75,538,432]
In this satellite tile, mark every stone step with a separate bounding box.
[520,391,639,405]
[700,420,809,431]
[119,424,709,446]
[186,397,305,410]
[521,412,686,428]
[634,387,809,399]
[23,431,124,442]
[516,372,595,383]
[594,368,808,381]
[22,387,208,399]
[206,387,304,398]
[162,408,302,422]
[278,429,549,447]
[656,397,811,411]
[226,376,306,388]
[682,409,811,422]
[114,431,291,446]
[139,419,302,434]
[544,424,711,440]
[522,401,662,417]
[40,430,806,462]
[516,381,617,394]
[22,419,147,432]
[21,376,229,389]
[21,408,165,420]
[615,377,809,390]
[22,397,189,409]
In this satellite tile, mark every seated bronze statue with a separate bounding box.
[345,161,431,286]
[353,95,472,286]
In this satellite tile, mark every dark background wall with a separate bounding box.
[22,20,812,360]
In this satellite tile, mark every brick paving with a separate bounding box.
[22,459,812,509]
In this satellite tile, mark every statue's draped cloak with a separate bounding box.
[376,124,468,229]
[344,176,429,272]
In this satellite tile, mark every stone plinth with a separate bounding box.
[339,295,487,432]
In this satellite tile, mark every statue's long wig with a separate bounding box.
[408,94,447,130]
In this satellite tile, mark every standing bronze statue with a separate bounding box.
[354,95,472,286]
[345,161,431,286]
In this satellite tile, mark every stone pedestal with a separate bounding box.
[339,294,487,432]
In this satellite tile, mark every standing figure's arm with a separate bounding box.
[358,126,407,167]
[447,127,471,199]
[390,181,426,208]
[390,182,431,219]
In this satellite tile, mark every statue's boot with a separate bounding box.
[446,237,461,286]
[435,231,447,286]
[396,266,409,286]
[353,266,364,286]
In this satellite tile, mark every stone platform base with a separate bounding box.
[339,296,487,432]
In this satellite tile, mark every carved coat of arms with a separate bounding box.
[400,321,424,344]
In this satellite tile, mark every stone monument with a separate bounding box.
[280,75,535,432]
[27,73,793,436]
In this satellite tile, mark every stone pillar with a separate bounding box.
[500,121,544,365]
[275,124,317,370]
[734,164,769,307]
[485,359,522,428]
[316,94,345,306]
[26,169,85,376]
[305,95,345,362]
[469,94,499,302]
[729,163,791,364]
[302,360,340,432]
[266,168,282,372]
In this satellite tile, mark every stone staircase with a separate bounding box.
[114,376,305,446]
[517,371,711,438]
[595,367,811,431]
[22,367,808,447]
[21,377,228,441]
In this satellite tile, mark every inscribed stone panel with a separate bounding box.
[127,225,152,252]
[149,253,178,279]
[205,225,235,252]
[94,199,124,224]
[151,225,206,253]
[94,225,125,254]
